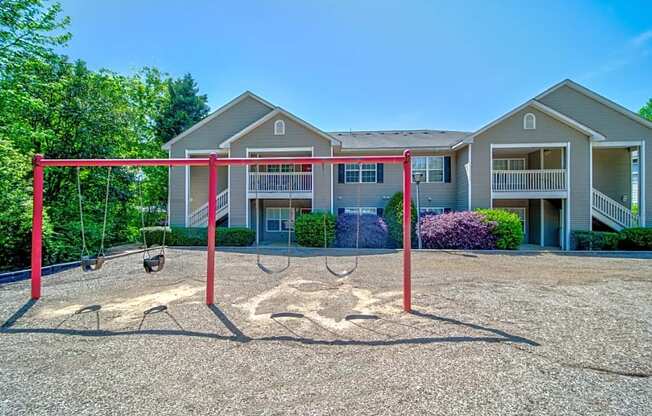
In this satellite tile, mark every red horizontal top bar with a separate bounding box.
[35,153,410,167]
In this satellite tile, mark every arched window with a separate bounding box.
[523,113,536,130]
[274,119,285,135]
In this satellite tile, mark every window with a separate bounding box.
[344,207,377,215]
[345,163,377,183]
[274,119,285,135]
[266,207,293,232]
[419,207,445,216]
[412,156,444,183]
[523,113,536,130]
[500,208,527,233]
[492,158,526,170]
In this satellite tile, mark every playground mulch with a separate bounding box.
[1,248,651,415]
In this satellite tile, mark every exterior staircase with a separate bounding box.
[591,188,638,231]
[188,189,229,227]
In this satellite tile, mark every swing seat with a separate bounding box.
[143,253,165,273]
[325,257,358,278]
[256,260,290,275]
[81,255,104,272]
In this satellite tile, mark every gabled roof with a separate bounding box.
[161,91,275,150]
[535,79,652,130]
[219,107,341,149]
[466,99,606,142]
[329,130,470,149]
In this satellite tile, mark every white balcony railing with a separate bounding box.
[248,172,312,193]
[492,169,567,193]
[592,188,639,229]
[188,189,229,227]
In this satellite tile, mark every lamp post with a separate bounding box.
[412,172,424,249]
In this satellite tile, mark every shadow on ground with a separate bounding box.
[1,299,539,348]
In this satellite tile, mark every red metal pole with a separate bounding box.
[402,149,412,312]
[31,155,44,300]
[206,153,218,305]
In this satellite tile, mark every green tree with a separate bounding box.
[383,192,417,248]
[0,0,71,69]
[641,99,652,122]
[155,73,209,143]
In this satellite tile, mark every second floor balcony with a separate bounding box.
[492,169,567,197]
[248,171,313,195]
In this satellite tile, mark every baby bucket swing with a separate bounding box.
[322,163,362,278]
[253,164,293,275]
[136,170,166,274]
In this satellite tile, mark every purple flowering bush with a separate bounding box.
[335,213,389,249]
[419,211,497,249]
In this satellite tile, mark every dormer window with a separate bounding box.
[523,113,536,130]
[274,119,285,135]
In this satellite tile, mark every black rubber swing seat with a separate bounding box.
[143,254,165,273]
[81,255,104,272]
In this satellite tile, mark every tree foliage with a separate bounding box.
[383,192,417,248]
[155,73,209,143]
[0,0,210,270]
[641,99,652,122]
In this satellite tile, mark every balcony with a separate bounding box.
[492,169,567,198]
[248,172,312,197]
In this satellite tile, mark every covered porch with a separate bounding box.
[493,198,566,249]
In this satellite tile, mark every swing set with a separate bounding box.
[30,151,414,311]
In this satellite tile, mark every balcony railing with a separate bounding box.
[248,172,312,193]
[492,169,567,193]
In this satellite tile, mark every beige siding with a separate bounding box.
[471,105,591,233]
[332,150,457,213]
[188,166,228,213]
[593,148,632,208]
[539,85,652,226]
[229,114,333,227]
[168,96,273,226]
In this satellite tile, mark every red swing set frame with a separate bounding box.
[30,150,413,311]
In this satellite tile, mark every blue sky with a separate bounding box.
[58,0,652,132]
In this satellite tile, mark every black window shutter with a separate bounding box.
[337,208,345,215]
[443,208,452,213]
[444,156,452,183]
[338,164,345,183]
[376,163,384,183]
[376,208,384,217]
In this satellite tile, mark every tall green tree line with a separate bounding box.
[0,0,209,270]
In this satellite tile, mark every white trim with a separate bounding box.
[641,140,646,226]
[524,113,536,130]
[167,149,172,226]
[343,162,378,184]
[343,207,379,215]
[467,144,472,209]
[246,146,314,153]
[491,142,568,149]
[185,149,229,155]
[540,199,545,247]
[161,91,275,150]
[273,119,285,135]
[565,141,571,251]
[452,139,473,150]
[184,151,190,227]
[535,79,652,130]
[219,108,340,149]
[589,141,593,230]
[492,191,568,199]
[492,157,527,170]
[330,146,334,213]
[227,163,231,227]
[468,99,606,141]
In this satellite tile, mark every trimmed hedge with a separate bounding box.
[335,213,388,249]
[295,212,335,247]
[572,231,620,251]
[141,226,255,247]
[383,192,417,248]
[476,209,524,250]
[618,227,652,250]
[419,211,496,249]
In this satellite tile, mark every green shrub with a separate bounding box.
[295,212,335,247]
[141,226,254,247]
[476,209,524,250]
[571,230,620,251]
[619,227,652,250]
[383,192,417,248]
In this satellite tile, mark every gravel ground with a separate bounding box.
[1,248,651,415]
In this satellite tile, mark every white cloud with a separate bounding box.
[631,30,652,47]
